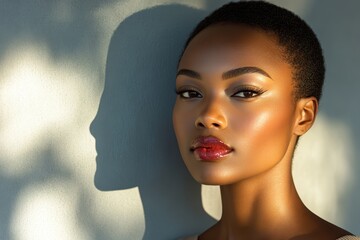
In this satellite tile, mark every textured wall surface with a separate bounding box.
[0,0,359,239]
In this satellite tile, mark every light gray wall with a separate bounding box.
[0,1,359,239]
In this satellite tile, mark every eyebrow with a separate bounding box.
[176,69,201,79]
[176,66,272,80]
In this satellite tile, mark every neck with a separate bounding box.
[216,149,314,239]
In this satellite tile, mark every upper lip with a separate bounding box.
[190,135,233,151]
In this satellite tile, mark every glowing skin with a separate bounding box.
[173,24,351,239]
[174,24,297,185]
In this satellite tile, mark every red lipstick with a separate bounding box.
[191,136,233,161]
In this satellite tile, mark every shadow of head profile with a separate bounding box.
[90,4,216,239]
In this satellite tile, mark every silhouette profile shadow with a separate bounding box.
[90,5,216,239]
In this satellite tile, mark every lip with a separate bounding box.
[190,136,233,161]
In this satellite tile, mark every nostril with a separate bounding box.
[196,121,222,129]
[195,116,226,129]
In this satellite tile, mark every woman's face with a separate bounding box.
[173,24,299,185]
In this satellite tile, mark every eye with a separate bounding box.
[232,87,264,99]
[176,89,202,99]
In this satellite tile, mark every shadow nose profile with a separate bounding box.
[90,4,216,239]
[89,114,97,139]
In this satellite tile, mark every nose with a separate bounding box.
[195,100,227,129]
[89,115,97,137]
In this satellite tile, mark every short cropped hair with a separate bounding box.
[180,1,325,101]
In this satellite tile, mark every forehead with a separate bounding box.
[179,24,290,76]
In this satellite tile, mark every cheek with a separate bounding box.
[236,104,293,139]
[231,101,295,167]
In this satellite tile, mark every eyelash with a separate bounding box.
[231,86,265,99]
[175,88,202,99]
[175,86,265,99]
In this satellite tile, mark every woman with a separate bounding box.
[173,1,358,240]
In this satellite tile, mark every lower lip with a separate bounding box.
[193,147,232,161]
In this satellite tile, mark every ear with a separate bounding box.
[293,97,318,136]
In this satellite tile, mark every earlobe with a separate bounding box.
[294,97,318,136]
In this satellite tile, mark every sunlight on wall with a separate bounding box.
[0,41,80,176]
[0,40,92,239]
[10,179,88,240]
[0,37,146,239]
[293,114,354,225]
[201,185,221,220]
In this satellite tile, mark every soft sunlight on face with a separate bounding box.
[199,115,354,224]
[173,24,299,185]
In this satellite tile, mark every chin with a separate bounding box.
[189,166,238,186]
[195,177,223,186]
[195,176,241,186]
